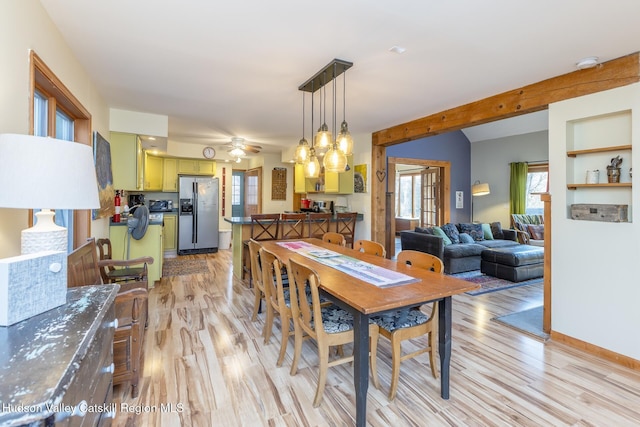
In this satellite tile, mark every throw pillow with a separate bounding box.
[459,233,475,244]
[414,226,433,234]
[432,226,452,245]
[440,223,460,244]
[457,223,484,241]
[490,221,504,239]
[527,224,545,240]
[481,223,494,240]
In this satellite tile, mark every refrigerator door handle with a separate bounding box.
[192,181,198,244]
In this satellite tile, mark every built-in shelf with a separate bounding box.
[567,182,632,190]
[567,144,632,157]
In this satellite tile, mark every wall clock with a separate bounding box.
[202,146,216,159]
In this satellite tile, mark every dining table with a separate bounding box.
[258,238,479,427]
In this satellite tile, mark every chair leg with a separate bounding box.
[428,330,438,379]
[290,321,303,376]
[251,288,262,321]
[276,313,291,366]
[263,303,274,343]
[389,333,402,401]
[313,344,330,407]
[369,325,380,390]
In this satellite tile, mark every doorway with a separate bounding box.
[231,171,244,217]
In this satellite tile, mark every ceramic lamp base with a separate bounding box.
[21,209,67,254]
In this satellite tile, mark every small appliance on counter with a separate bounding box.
[129,194,145,207]
[148,199,173,212]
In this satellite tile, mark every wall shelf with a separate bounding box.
[567,144,632,157]
[567,182,632,190]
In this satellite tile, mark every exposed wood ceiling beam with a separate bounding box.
[372,52,640,147]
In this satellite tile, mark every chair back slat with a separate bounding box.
[322,232,346,247]
[308,212,331,239]
[250,213,281,241]
[397,250,444,273]
[336,212,357,248]
[281,213,306,239]
[68,238,102,287]
[354,239,386,258]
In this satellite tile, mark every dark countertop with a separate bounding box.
[0,285,118,426]
[224,213,364,225]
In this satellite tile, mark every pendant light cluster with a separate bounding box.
[295,59,353,177]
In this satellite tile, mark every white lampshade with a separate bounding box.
[0,134,100,253]
[471,181,490,196]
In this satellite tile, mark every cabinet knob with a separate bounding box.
[53,400,87,422]
[108,318,119,329]
[103,362,115,374]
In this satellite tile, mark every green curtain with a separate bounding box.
[510,162,528,215]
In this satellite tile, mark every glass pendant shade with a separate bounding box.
[304,149,321,178]
[315,123,332,156]
[337,120,353,155]
[295,137,310,164]
[323,142,347,173]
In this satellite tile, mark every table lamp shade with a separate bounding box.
[0,134,100,253]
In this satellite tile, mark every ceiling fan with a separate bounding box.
[219,137,262,158]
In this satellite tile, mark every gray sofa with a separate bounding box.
[400,222,520,274]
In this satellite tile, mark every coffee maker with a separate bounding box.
[128,194,145,207]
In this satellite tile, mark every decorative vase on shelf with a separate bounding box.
[607,167,621,183]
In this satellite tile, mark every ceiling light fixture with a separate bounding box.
[389,45,406,54]
[294,91,310,164]
[314,72,332,157]
[336,67,353,156]
[298,59,353,178]
[576,56,599,70]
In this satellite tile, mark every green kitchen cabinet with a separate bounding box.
[163,213,177,251]
[109,223,164,286]
[110,132,142,191]
[144,153,163,191]
[324,155,354,194]
[162,158,178,192]
[178,159,216,175]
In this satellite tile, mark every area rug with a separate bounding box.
[450,270,542,296]
[162,258,210,277]
[493,306,549,341]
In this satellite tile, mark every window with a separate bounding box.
[232,174,241,205]
[525,163,548,215]
[395,173,421,218]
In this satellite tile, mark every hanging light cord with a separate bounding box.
[333,63,337,138]
[342,67,347,122]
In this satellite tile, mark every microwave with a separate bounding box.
[148,200,173,212]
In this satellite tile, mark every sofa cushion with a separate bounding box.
[440,223,460,244]
[444,243,485,258]
[527,224,545,240]
[490,221,504,239]
[432,226,452,245]
[482,223,494,240]
[457,223,484,241]
[477,239,521,249]
[459,233,475,243]
[415,226,433,234]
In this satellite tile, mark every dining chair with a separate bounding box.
[280,213,306,240]
[354,239,386,258]
[287,257,380,407]
[336,212,357,248]
[322,232,346,247]
[248,239,266,321]
[260,248,295,366]
[371,249,442,400]
[307,212,331,239]
[96,238,153,288]
[243,213,281,286]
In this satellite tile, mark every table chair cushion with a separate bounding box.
[371,308,429,332]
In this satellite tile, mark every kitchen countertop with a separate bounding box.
[224,213,363,225]
[110,213,164,226]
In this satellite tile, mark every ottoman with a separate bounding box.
[480,245,544,282]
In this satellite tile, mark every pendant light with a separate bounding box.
[294,91,310,164]
[304,147,321,178]
[314,72,332,156]
[337,68,354,155]
[324,62,348,173]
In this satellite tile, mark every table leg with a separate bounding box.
[438,296,452,399]
[352,311,369,427]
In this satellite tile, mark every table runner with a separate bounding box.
[277,241,417,288]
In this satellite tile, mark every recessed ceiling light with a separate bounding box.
[389,46,406,54]
[576,56,599,70]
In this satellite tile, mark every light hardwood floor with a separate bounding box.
[113,249,640,426]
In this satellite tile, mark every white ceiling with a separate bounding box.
[39,1,640,159]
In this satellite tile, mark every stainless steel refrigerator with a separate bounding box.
[178,176,219,254]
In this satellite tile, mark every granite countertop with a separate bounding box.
[0,285,118,426]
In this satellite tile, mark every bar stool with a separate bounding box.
[280,213,306,239]
[242,214,280,286]
[336,212,357,248]
[308,212,331,239]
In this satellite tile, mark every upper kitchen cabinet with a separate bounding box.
[178,159,216,175]
[110,132,142,191]
[162,158,178,192]
[144,152,163,191]
[325,155,354,194]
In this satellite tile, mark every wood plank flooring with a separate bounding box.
[112,249,640,426]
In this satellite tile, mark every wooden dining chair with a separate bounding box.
[96,238,153,288]
[322,232,346,247]
[336,212,357,248]
[354,239,386,258]
[248,239,266,321]
[280,213,306,240]
[307,212,331,239]
[371,249,442,400]
[243,213,281,286]
[287,257,380,407]
[260,248,295,366]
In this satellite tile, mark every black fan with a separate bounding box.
[126,204,149,258]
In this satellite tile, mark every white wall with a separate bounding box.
[0,1,110,258]
[471,131,549,227]
[549,83,640,360]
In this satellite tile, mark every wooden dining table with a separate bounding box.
[259,238,479,427]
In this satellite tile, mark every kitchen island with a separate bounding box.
[224,213,363,280]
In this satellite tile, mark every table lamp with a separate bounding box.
[0,134,100,254]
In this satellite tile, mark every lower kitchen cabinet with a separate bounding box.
[109,223,164,285]
[163,213,177,252]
